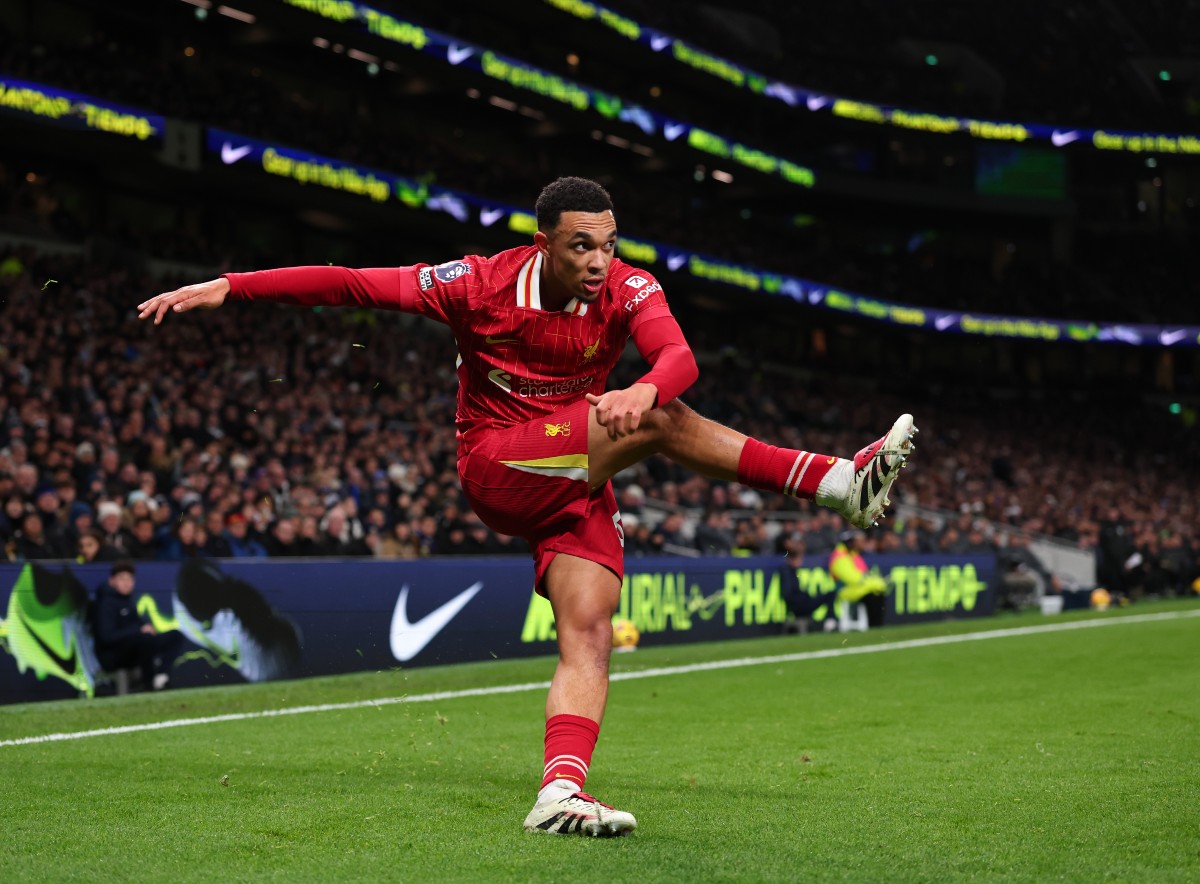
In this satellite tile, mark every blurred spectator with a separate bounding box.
[1155,532,1193,596]
[0,495,27,547]
[996,533,1060,610]
[33,487,62,534]
[223,513,268,558]
[125,516,162,560]
[438,521,471,556]
[828,531,888,603]
[12,510,69,560]
[1097,507,1137,601]
[624,517,656,557]
[778,534,841,632]
[262,516,301,557]
[377,520,423,559]
[463,514,501,555]
[732,518,769,556]
[76,528,120,564]
[652,512,690,552]
[297,516,323,556]
[694,509,735,556]
[90,560,181,691]
[95,501,130,555]
[316,507,371,556]
[159,518,206,561]
[618,484,646,518]
[203,510,233,558]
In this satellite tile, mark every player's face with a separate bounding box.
[537,210,617,307]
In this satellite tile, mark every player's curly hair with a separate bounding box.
[535,177,614,231]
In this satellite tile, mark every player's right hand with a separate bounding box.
[137,277,230,325]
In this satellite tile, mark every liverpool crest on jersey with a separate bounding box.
[580,337,601,365]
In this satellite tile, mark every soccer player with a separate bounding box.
[137,177,917,837]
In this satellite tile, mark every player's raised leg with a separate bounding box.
[586,399,917,529]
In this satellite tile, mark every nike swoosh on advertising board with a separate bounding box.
[806,95,830,112]
[220,142,255,165]
[935,314,958,331]
[650,35,672,52]
[666,253,687,271]
[390,582,482,662]
[663,122,687,142]
[479,207,505,227]
[1050,129,1080,147]
[764,82,798,107]
[447,44,473,65]
[15,608,78,673]
[1159,329,1190,346]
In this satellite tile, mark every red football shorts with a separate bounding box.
[458,399,624,593]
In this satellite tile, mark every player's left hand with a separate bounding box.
[587,383,658,439]
[137,277,230,325]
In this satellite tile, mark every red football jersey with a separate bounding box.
[407,245,673,446]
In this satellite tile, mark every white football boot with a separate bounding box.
[523,788,637,837]
[820,414,918,529]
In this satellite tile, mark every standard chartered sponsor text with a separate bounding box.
[516,375,595,397]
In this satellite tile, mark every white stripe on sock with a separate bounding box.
[783,451,807,495]
[544,754,588,779]
[788,452,815,496]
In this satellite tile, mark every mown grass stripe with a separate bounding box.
[2,609,1195,748]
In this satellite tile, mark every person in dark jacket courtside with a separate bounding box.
[91,560,182,690]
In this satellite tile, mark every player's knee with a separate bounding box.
[558,614,617,664]
[642,398,692,437]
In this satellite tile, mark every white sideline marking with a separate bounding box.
[2,609,1197,748]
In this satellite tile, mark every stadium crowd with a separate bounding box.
[1,2,1197,600]
[1,247,1196,600]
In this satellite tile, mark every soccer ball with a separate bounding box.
[611,618,640,651]
[1090,587,1112,611]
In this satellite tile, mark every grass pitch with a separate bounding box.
[2,600,1198,882]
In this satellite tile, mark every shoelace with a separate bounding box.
[572,791,613,810]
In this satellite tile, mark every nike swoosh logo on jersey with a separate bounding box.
[389,582,482,662]
[485,335,520,344]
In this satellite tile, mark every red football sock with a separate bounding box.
[541,713,600,790]
[737,438,837,499]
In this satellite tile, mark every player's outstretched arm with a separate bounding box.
[138,278,230,325]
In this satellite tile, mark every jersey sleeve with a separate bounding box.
[631,314,699,406]
[223,258,485,323]
[609,265,697,404]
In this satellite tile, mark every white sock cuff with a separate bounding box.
[815,458,852,508]
[538,779,580,802]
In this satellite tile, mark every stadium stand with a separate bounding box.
[1,0,1197,600]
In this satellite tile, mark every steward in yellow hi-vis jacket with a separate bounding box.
[829,532,888,603]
